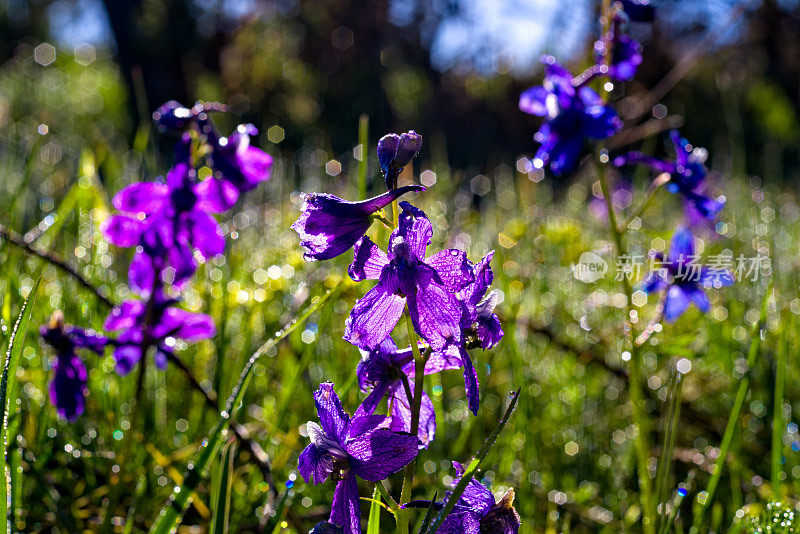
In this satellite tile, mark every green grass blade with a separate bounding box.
[771,310,789,500]
[422,388,520,534]
[0,277,40,534]
[358,113,369,199]
[366,486,381,534]
[210,439,235,534]
[149,284,341,534]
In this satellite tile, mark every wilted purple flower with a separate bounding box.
[406,461,520,533]
[344,202,473,351]
[459,251,503,350]
[103,291,215,375]
[644,227,734,322]
[203,123,273,210]
[40,312,107,421]
[619,0,655,22]
[298,383,418,534]
[614,131,724,220]
[292,185,425,261]
[594,32,643,81]
[519,56,622,175]
[377,131,423,189]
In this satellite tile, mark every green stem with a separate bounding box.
[690,284,771,532]
[771,310,788,500]
[376,481,401,516]
[597,156,656,534]
[397,313,427,534]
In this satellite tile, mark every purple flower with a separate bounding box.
[292,185,425,261]
[103,137,226,294]
[614,130,725,220]
[344,202,474,351]
[459,251,503,350]
[103,291,215,375]
[298,383,418,534]
[40,312,107,421]
[406,462,520,533]
[377,131,422,189]
[594,32,643,81]
[619,0,655,22]
[519,56,622,175]
[204,123,273,210]
[644,227,734,322]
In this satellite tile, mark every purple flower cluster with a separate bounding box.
[41,101,271,420]
[292,132,514,532]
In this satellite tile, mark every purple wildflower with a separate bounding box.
[298,383,418,534]
[40,312,107,421]
[103,291,215,375]
[344,202,474,351]
[594,32,643,81]
[406,462,520,533]
[292,185,425,261]
[644,227,734,322]
[613,130,725,220]
[459,251,503,350]
[377,131,423,190]
[519,56,622,175]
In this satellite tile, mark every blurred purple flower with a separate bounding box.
[619,0,655,22]
[594,32,642,81]
[40,312,107,421]
[378,131,422,189]
[519,56,622,175]
[292,185,425,261]
[614,130,725,220]
[344,202,473,351]
[298,383,418,534]
[644,227,734,322]
[406,461,521,533]
[103,291,215,375]
[589,178,633,221]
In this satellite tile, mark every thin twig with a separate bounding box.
[0,222,114,308]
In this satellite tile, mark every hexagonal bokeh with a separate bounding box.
[34,43,56,66]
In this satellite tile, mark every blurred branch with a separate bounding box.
[0,222,114,308]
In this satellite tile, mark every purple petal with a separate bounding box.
[113,342,143,376]
[644,272,668,294]
[167,242,197,288]
[102,215,145,248]
[298,443,330,485]
[477,313,504,349]
[582,104,623,139]
[153,308,216,342]
[104,300,145,331]
[459,347,480,415]
[112,182,169,214]
[314,383,351,443]
[360,185,426,213]
[425,250,475,292]
[519,86,549,116]
[195,178,240,213]
[236,145,273,191]
[388,383,436,449]
[349,237,390,281]
[393,202,432,259]
[346,427,419,481]
[128,251,157,297]
[450,462,495,513]
[546,135,583,176]
[343,279,406,350]
[669,227,695,263]
[49,353,87,421]
[187,210,225,258]
[407,268,462,350]
[687,286,711,314]
[377,134,400,174]
[355,380,392,418]
[612,152,676,175]
[346,414,387,439]
[329,476,361,534]
[664,285,691,322]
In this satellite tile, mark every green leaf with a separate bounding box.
[149,284,342,534]
[210,439,236,534]
[0,277,41,534]
[366,486,381,534]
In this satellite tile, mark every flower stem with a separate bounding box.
[397,312,427,534]
[597,156,656,534]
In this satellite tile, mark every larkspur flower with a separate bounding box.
[519,56,622,175]
[406,461,521,533]
[594,31,643,81]
[298,383,418,534]
[40,312,107,421]
[613,130,725,220]
[292,185,425,261]
[344,201,474,351]
[103,290,215,374]
[103,135,227,294]
[377,131,423,189]
[459,251,503,350]
[644,227,734,322]
[354,336,465,447]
